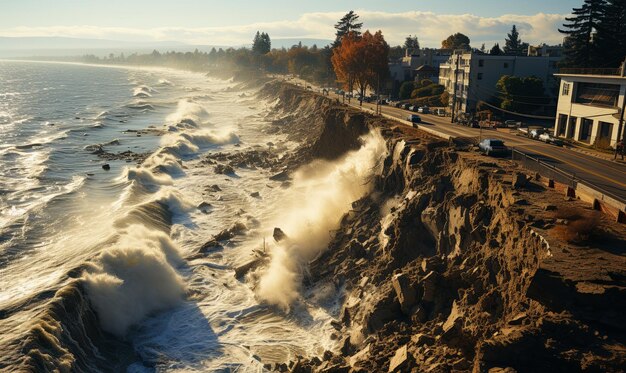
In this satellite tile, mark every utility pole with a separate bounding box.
[614,57,626,160]
[451,53,460,123]
[376,73,381,115]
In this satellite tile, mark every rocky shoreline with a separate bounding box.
[254,80,626,372]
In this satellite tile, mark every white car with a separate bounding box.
[539,132,564,146]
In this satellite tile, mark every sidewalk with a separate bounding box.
[565,144,626,164]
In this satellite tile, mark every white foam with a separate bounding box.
[82,224,186,337]
[257,130,387,309]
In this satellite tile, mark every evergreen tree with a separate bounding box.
[559,0,606,67]
[480,43,486,53]
[404,35,420,55]
[490,43,503,55]
[595,0,626,66]
[332,11,363,48]
[252,31,271,54]
[504,25,525,55]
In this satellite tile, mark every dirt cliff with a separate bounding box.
[261,81,626,373]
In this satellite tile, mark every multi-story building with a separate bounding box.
[553,65,626,148]
[438,51,562,118]
[527,44,563,57]
[388,48,451,84]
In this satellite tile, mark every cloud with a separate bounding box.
[0,11,567,47]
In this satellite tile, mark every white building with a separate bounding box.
[553,66,626,148]
[439,51,561,117]
[389,48,451,84]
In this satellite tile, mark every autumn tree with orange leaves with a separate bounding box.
[331,30,389,106]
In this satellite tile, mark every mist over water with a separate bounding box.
[0,61,383,371]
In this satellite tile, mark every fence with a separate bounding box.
[511,149,626,220]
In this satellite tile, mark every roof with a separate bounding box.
[415,64,436,72]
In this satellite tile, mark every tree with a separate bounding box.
[331,30,389,106]
[559,0,606,67]
[496,75,547,114]
[480,43,486,53]
[441,33,470,50]
[404,35,420,55]
[504,25,526,55]
[399,81,416,100]
[333,11,363,48]
[595,0,626,66]
[490,43,503,55]
[252,31,271,54]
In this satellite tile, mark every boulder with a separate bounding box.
[392,273,417,314]
[273,227,287,242]
[349,344,371,367]
[512,172,528,189]
[102,163,111,170]
[421,271,439,303]
[388,345,410,372]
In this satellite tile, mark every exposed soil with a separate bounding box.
[258,81,626,373]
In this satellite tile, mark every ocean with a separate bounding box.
[0,61,358,371]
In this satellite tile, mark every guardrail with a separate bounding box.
[511,149,626,221]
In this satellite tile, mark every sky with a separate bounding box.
[0,0,581,48]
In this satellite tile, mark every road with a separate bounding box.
[283,76,625,203]
[337,95,626,203]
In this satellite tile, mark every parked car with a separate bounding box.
[407,114,422,126]
[504,120,522,128]
[394,102,403,108]
[402,103,411,110]
[478,139,509,156]
[418,106,430,114]
[469,120,480,128]
[539,132,564,146]
[408,105,420,112]
[377,99,388,105]
[529,128,546,139]
[434,108,446,116]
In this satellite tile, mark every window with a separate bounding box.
[562,83,570,96]
[575,82,620,107]
[478,59,484,67]
[579,118,593,142]
[557,114,568,136]
[477,73,483,80]
[504,62,509,68]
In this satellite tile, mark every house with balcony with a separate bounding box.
[553,65,626,148]
[438,51,561,118]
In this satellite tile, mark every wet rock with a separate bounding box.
[198,202,212,213]
[543,204,557,211]
[273,227,287,242]
[270,170,290,181]
[102,163,111,170]
[392,273,417,314]
[250,191,260,198]
[214,163,235,175]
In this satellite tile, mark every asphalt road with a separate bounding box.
[283,76,625,203]
[339,96,626,203]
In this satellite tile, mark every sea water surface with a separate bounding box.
[0,61,352,371]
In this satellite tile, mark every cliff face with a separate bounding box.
[262,81,626,372]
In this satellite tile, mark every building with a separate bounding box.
[527,44,563,57]
[388,48,451,84]
[553,65,626,148]
[439,51,562,118]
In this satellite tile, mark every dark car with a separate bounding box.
[407,114,422,127]
[418,106,430,114]
[408,105,420,112]
[394,102,403,108]
[402,103,411,110]
[478,139,509,156]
